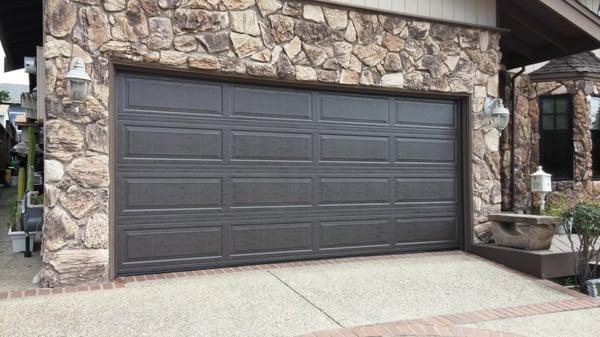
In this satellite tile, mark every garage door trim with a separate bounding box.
[108,65,473,278]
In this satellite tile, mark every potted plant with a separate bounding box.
[6,197,33,253]
[558,200,600,294]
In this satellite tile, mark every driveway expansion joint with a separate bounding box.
[266,269,344,329]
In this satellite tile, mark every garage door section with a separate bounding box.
[115,72,463,276]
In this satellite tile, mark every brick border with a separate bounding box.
[1,250,597,304]
[114,250,467,284]
[0,281,127,300]
[304,322,528,337]
[0,250,464,301]
[297,296,599,337]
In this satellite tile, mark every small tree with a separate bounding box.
[0,90,9,104]
[562,201,600,293]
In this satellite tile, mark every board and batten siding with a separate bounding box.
[324,0,497,27]
[578,0,600,14]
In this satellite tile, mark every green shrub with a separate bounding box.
[32,193,44,205]
[546,195,574,218]
[0,90,9,104]
[560,200,600,294]
[6,197,19,230]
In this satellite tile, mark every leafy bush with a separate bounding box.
[0,90,9,104]
[559,200,600,293]
[555,276,576,287]
[32,193,43,205]
[6,197,19,231]
[546,195,575,234]
[546,195,574,218]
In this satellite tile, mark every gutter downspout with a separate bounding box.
[509,67,525,211]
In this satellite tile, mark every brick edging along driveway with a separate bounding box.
[2,250,589,302]
[301,322,528,337]
[0,250,465,300]
[297,297,600,337]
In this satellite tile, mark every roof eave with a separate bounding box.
[539,0,600,41]
[500,0,600,69]
[0,0,42,72]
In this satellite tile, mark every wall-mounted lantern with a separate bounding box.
[531,165,552,214]
[484,97,510,132]
[65,57,91,101]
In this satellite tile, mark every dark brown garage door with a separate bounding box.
[115,71,463,276]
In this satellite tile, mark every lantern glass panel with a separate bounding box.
[68,80,90,101]
[493,113,509,131]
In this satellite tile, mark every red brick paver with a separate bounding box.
[300,323,527,337]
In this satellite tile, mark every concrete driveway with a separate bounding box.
[0,252,594,337]
[463,307,600,337]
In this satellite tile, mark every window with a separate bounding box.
[591,96,600,179]
[539,95,573,180]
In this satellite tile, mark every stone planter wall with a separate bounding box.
[501,76,598,212]
[43,0,502,286]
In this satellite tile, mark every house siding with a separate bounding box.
[578,0,600,14]
[42,0,502,286]
[324,0,497,26]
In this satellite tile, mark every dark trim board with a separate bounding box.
[108,62,117,281]
[460,97,473,253]
[108,63,473,277]
[472,244,576,279]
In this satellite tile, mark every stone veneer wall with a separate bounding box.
[501,76,600,212]
[43,0,502,286]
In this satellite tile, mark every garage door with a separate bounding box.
[115,71,463,276]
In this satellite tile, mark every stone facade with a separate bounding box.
[501,76,600,213]
[43,0,502,286]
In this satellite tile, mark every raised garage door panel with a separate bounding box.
[115,72,463,276]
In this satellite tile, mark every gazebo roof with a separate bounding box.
[529,51,600,81]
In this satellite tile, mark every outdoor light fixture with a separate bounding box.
[484,97,510,132]
[531,166,552,214]
[65,57,91,101]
